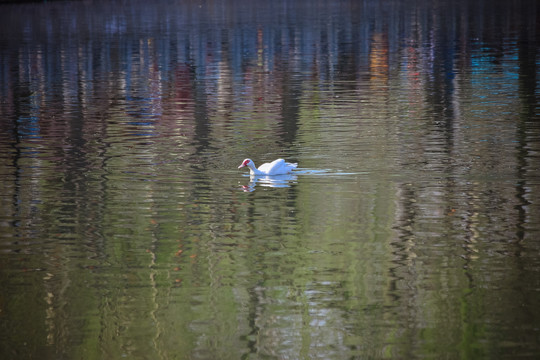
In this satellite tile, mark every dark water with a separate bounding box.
[1,0,539,358]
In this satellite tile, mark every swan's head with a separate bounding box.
[238,158,253,169]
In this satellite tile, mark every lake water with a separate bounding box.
[1,0,539,358]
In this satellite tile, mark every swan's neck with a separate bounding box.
[247,162,263,175]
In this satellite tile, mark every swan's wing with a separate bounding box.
[260,159,299,175]
[258,159,285,174]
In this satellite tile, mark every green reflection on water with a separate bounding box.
[1,0,540,359]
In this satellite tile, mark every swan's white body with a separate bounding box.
[238,158,297,176]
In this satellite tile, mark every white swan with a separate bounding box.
[238,158,297,176]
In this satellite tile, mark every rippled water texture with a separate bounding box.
[1,0,539,359]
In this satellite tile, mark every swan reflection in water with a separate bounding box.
[241,173,298,192]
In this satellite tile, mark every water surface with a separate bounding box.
[1,0,539,359]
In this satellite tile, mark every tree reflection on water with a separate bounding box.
[0,0,539,359]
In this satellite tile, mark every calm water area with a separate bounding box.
[1,0,539,358]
